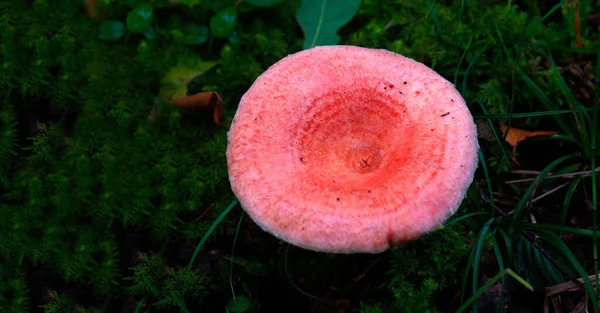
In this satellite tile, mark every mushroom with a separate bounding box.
[226,45,479,254]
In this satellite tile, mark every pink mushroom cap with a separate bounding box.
[226,45,479,254]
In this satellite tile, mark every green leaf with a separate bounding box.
[245,0,283,7]
[158,59,220,100]
[226,295,251,313]
[144,27,156,40]
[98,20,125,41]
[172,24,209,46]
[149,58,219,123]
[210,7,237,38]
[296,0,361,49]
[126,4,154,34]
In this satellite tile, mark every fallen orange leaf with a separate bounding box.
[149,59,220,126]
[169,91,224,126]
[500,123,559,166]
[500,123,559,148]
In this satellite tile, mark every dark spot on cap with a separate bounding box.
[386,229,395,243]
[300,157,304,162]
[415,91,421,95]
[451,99,454,102]
[368,190,372,193]
[441,112,450,117]
[336,198,340,201]
[403,81,407,84]
[399,91,403,94]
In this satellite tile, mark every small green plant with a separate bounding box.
[296,0,361,49]
[93,0,286,44]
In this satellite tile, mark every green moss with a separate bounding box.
[346,0,580,117]
[359,225,473,313]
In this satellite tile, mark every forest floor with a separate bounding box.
[0,0,599,312]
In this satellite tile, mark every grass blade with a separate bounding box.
[591,42,600,304]
[442,211,492,229]
[538,246,566,286]
[498,229,514,266]
[513,66,575,137]
[493,23,575,138]
[512,0,565,60]
[535,45,599,54]
[133,298,146,313]
[284,244,317,298]
[491,235,505,279]
[170,290,190,313]
[523,223,600,237]
[472,107,598,119]
[522,236,544,289]
[548,53,590,155]
[509,155,577,236]
[461,46,487,97]
[454,39,472,87]
[425,0,441,36]
[229,211,245,301]
[456,269,533,313]
[525,134,584,150]
[476,101,512,169]
[461,234,479,304]
[534,229,598,309]
[491,236,506,313]
[187,199,239,274]
[470,217,496,313]
[560,175,582,226]
[531,242,554,286]
[524,0,565,37]
[478,149,495,210]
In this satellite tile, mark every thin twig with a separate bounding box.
[195,203,215,222]
[530,182,571,204]
[545,273,599,297]
[506,167,600,184]
[341,256,383,294]
[383,19,394,31]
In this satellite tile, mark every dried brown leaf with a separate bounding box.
[169,91,224,126]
